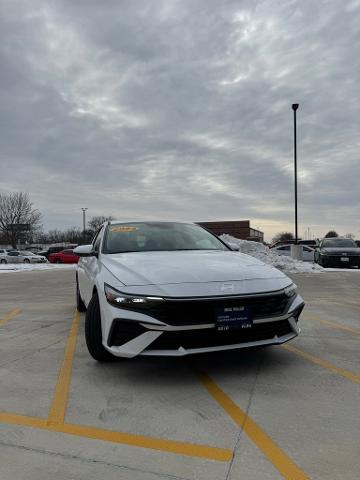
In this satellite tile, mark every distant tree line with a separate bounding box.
[0,191,114,247]
[36,216,114,245]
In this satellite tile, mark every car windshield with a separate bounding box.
[21,251,35,256]
[322,239,357,248]
[103,222,228,254]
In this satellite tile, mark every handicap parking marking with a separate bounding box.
[0,308,21,327]
[282,344,360,385]
[194,368,309,480]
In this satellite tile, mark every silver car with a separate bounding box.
[1,250,47,264]
[273,245,315,262]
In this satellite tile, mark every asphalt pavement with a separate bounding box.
[0,269,359,480]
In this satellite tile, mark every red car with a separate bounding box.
[48,249,79,264]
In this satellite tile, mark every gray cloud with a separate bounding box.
[1,0,359,240]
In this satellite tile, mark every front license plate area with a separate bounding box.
[341,257,349,262]
[216,306,253,331]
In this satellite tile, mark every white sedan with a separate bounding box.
[273,245,315,262]
[0,251,47,264]
[75,221,305,362]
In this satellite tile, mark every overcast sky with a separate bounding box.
[1,0,359,241]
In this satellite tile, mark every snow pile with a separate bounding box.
[0,263,76,273]
[220,234,324,274]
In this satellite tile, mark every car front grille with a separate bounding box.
[143,292,290,326]
[146,320,293,351]
[324,256,359,267]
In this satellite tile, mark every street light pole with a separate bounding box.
[292,103,299,244]
[81,208,88,237]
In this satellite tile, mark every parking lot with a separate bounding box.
[0,269,359,480]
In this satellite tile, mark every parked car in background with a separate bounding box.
[0,249,9,263]
[273,244,315,262]
[0,251,47,264]
[270,239,318,249]
[355,240,360,248]
[41,245,78,259]
[48,249,79,264]
[314,238,360,268]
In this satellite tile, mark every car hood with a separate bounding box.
[321,247,360,254]
[101,250,291,296]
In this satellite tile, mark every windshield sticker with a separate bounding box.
[110,226,138,233]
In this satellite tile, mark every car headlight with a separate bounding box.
[284,284,297,298]
[104,283,165,309]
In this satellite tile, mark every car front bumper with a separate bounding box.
[321,255,360,267]
[99,291,305,358]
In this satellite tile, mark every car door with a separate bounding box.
[61,250,72,263]
[6,251,21,263]
[79,227,103,305]
[302,246,315,262]
[276,245,291,256]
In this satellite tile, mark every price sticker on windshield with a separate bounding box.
[110,226,138,233]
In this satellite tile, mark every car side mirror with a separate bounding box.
[73,245,97,257]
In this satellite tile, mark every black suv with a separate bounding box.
[315,238,360,268]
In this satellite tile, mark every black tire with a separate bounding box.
[24,259,30,264]
[0,259,6,264]
[76,280,87,312]
[85,292,116,362]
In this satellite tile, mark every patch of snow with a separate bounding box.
[0,263,76,273]
[220,234,324,274]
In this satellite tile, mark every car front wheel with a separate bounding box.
[85,292,116,362]
[0,259,7,264]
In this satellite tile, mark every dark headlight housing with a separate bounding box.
[104,283,165,310]
[284,284,297,298]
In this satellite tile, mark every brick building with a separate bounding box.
[197,220,264,242]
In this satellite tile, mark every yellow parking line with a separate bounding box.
[47,311,81,425]
[0,308,21,327]
[196,370,309,480]
[282,344,360,384]
[0,411,232,462]
[313,299,360,309]
[305,315,360,335]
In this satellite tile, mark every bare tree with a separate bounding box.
[345,233,355,239]
[88,215,114,232]
[0,192,42,248]
[324,230,338,238]
[271,232,294,244]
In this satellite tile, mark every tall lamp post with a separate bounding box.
[81,208,88,239]
[291,104,302,260]
[292,103,299,244]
